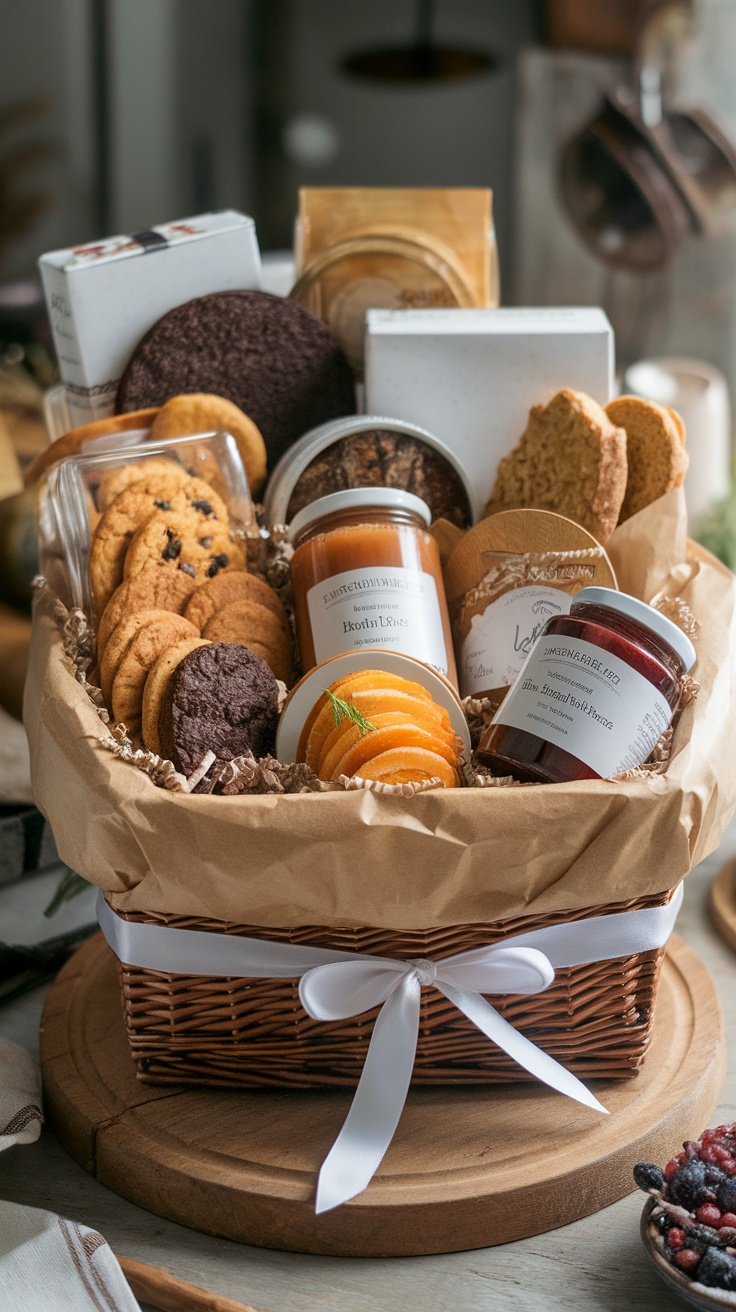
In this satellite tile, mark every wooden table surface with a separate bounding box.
[1,830,735,1312]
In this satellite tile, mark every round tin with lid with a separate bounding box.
[289,485,458,687]
[477,586,695,783]
[263,414,473,531]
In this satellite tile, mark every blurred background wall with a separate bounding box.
[0,0,540,291]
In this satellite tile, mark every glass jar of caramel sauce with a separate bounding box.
[289,487,458,686]
[476,587,695,784]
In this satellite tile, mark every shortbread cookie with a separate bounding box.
[484,389,628,543]
[111,613,200,738]
[100,607,174,706]
[605,395,689,522]
[150,394,268,496]
[202,599,293,685]
[96,569,199,661]
[184,570,284,632]
[141,637,210,755]
[89,476,228,616]
[115,290,356,466]
[123,509,242,585]
[159,641,279,774]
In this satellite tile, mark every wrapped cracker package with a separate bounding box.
[25,488,736,1093]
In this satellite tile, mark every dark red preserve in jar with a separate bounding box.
[477,586,696,784]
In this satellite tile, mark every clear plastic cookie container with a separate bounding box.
[41,430,256,618]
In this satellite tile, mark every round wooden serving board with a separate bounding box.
[41,932,725,1258]
[711,856,736,952]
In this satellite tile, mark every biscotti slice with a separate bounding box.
[483,390,628,543]
[605,395,689,523]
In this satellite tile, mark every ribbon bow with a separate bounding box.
[298,944,605,1212]
[97,883,682,1214]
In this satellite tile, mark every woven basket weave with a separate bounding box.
[116,886,673,1089]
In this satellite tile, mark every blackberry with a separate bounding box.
[667,1159,707,1209]
[697,1247,736,1291]
[634,1163,664,1193]
[719,1178,736,1212]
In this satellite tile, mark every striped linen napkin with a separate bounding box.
[0,1036,140,1311]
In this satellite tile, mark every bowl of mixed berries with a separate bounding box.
[636,1124,736,1308]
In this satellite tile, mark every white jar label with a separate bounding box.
[459,586,571,696]
[493,633,673,777]
[307,565,450,675]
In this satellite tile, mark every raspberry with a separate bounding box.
[702,1146,721,1165]
[664,1158,680,1180]
[667,1228,685,1250]
[713,1144,731,1162]
[719,1212,736,1228]
[673,1249,701,1272]
[723,1158,736,1176]
[697,1204,722,1227]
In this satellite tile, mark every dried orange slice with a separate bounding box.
[333,720,460,782]
[316,706,457,778]
[352,748,459,789]
[348,689,453,734]
[298,670,433,765]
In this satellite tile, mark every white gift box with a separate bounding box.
[364,307,614,521]
[39,211,262,427]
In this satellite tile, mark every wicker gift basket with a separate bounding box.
[25,488,736,1094]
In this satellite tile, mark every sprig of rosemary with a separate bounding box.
[323,688,376,737]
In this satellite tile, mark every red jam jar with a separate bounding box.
[477,586,696,784]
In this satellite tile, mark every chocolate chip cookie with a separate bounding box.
[97,456,190,511]
[89,475,229,616]
[123,509,242,585]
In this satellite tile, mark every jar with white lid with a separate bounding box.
[289,487,458,686]
[477,586,696,783]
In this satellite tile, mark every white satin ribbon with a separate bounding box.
[97,883,683,1213]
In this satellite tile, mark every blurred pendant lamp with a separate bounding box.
[558,1,736,272]
[342,0,496,84]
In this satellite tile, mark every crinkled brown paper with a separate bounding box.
[24,488,736,929]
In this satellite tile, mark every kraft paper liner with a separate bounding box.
[24,487,736,930]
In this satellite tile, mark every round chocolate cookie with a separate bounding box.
[116,291,356,466]
[159,641,279,775]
